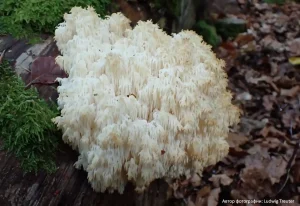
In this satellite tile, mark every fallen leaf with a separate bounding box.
[274,75,298,88]
[229,147,249,157]
[254,3,270,11]
[282,109,300,129]
[187,196,196,206]
[260,23,272,34]
[222,168,238,177]
[197,185,211,197]
[195,196,207,206]
[209,174,233,187]
[260,137,283,149]
[243,153,270,169]
[263,95,276,111]
[241,152,288,187]
[207,188,221,206]
[291,160,300,183]
[239,166,273,199]
[280,86,300,97]
[247,75,279,92]
[287,38,300,56]
[273,14,289,33]
[266,156,288,184]
[235,34,255,46]
[231,189,246,200]
[29,56,67,87]
[260,125,286,138]
[237,0,246,4]
[239,118,268,135]
[227,132,249,148]
[261,35,284,52]
[247,144,270,158]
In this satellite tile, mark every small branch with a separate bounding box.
[275,141,299,196]
[0,49,7,64]
[274,119,300,197]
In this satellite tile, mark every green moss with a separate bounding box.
[0,0,111,42]
[215,17,247,40]
[193,20,221,47]
[0,61,60,174]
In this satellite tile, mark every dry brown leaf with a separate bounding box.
[229,147,249,157]
[260,137,283,149]
[239,117,268,135]
[197,185,212,198]
[240,167,268,188]
[263,95,276,111]
[270,61,279,76]
[254,3,270,11]
[274,75,298,88]
[209,174,233,188]
[260,23,272,34]
[291,160,300,183]
[231,189,246,200]
[207,188,221,206]
[227,132,249,157]
[247,75,279,92]
[280,86,300,97]
[243,153,270,169]
[240,40,257,53]
[287,38,300,56]
[247,144,270,158]
[227,132,249,148]
[240,167,274,199]
[260,125,286,138]
[266,156,288,184]
[195,197,207,206]
[237,0,246,4]
[223,168,238,177]
[261,35,284,52]
[235,34,255,46]
[273,14,289,33]
[282,109,300,129]
[241,153,288,186]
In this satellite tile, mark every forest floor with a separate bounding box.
[0,1,299,206]
[169,1,300,205]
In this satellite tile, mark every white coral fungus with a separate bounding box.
[53,7,240,193]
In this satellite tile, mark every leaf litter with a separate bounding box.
[2,1,299,204]
[168,1,300,205]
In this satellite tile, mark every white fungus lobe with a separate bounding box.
[53,6,240,193]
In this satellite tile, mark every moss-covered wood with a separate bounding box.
[0,60,59,173]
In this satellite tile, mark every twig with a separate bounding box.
[275,140,299,196]
[25,74,58,90]
[0,49,6,64]
[274,100,300,197]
